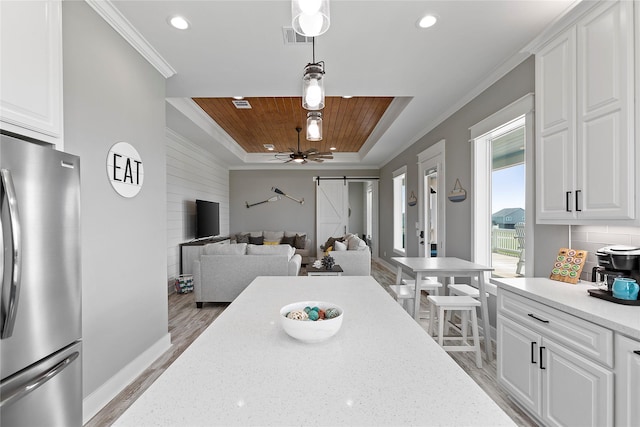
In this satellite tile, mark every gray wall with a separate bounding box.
[62,1,169,418]
[230,169,378,256]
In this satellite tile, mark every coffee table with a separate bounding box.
[306,264,343,276]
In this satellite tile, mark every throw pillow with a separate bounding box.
[333,240,347,251]
[294,234,306,249]
[281,235,295,247]
[249,235,264,245]
[263,231,284,243]
[347,234,366,250]
[263,241,279,245]
[235,233,250,244]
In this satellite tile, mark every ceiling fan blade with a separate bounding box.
[303,148,319,154]
[288,147,297,153]
[311,158,324,163]
[308,154,333,159]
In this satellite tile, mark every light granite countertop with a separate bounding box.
[115,276,515,426]
[491,277,640,340]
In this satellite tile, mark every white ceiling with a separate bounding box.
[109,0,578,169]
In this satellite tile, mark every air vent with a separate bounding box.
[282,27,313,45]
[232,99,251,109]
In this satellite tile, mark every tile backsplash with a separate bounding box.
[571,225,640,281]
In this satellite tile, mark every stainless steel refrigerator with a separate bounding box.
[1,133,82,426]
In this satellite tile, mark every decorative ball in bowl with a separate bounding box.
[280,301,343,343]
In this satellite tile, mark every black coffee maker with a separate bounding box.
[590,245,640,304]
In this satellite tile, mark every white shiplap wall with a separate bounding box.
[166,128,229,291]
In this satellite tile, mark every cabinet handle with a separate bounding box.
[528,313,550,324]
[540,346,546,370]
[575,190,581,212]
[565,191,572,212]
[531,342,537,364]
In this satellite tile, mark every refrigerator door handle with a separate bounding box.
[0,351,79,408]
[0,168,22,339]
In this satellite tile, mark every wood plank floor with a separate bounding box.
[85,260,539,426]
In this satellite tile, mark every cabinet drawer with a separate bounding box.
[498,290,613,367]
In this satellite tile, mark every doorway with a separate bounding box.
[418,140,446,258]
[471,94,534,281]
[315,177,379,258]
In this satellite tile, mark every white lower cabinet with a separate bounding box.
[497,289,614,426]
[614,333,640,426]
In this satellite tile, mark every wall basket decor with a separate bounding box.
[408,191,417,207]
[447,178,467,202]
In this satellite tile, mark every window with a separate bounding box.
[471,93,533,283]
[393,166,407,254]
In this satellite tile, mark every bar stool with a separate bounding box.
[427,295,482,368]
[388,278,442,318]
[445,284,489,334]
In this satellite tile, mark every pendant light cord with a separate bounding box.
[312,37,316,63]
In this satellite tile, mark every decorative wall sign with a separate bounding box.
[447,178,467,202]
[106,142,144,198]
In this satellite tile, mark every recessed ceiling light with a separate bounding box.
[168,16,190,30]
[418,14,437,29]
[330,147,336,151]
[342,95,353,99]
[233,96,244,100]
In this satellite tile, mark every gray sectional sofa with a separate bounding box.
[193,243,301,306]
[320,233,372,276]
[230,231,313,263]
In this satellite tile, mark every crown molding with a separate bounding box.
[85,0,176,78]
[521,0,599,55]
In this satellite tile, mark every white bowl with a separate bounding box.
[280,301,343,343]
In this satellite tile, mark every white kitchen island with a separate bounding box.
[115,276,515,426]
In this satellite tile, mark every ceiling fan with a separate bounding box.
[275,127,333,164]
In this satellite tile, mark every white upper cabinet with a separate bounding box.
[0,0,63,150]
[536,28,576,222]
[536,1,635,224]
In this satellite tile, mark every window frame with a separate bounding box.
[392,166,407,255]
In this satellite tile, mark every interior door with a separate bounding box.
[315,180,348,255]
[417,141,445,258]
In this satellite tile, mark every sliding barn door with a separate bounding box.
[316,180,348,256]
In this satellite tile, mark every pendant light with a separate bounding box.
[292,0,330,37]
[306,111,322,141]
[302,37,325,110]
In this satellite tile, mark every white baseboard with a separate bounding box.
[82,333,172,424]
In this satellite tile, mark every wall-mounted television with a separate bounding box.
[195,199,220,238]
